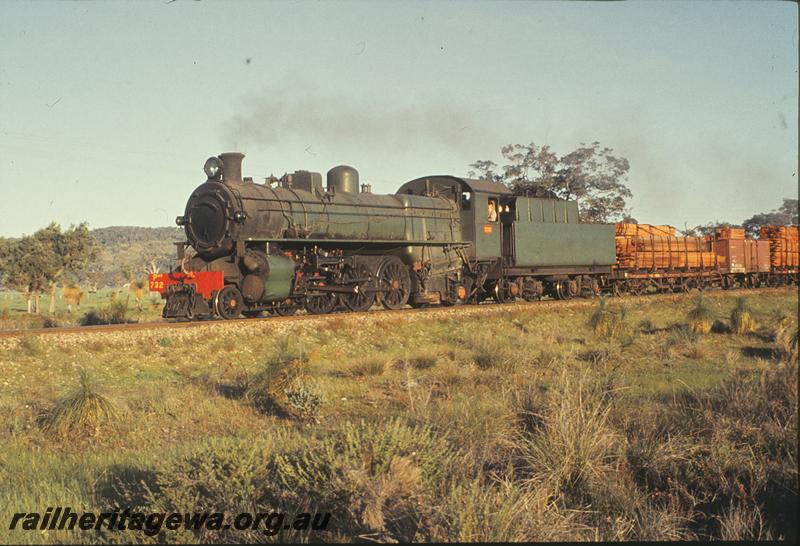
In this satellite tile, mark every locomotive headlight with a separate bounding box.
[203,156,223,179]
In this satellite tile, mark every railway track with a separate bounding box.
[0,286,793,339]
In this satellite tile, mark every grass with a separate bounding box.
[0,287,164,330]
[0,287,796,543]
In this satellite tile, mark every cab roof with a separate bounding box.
[396,175,513,197]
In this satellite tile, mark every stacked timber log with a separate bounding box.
[615,224,715,270]
[759,225,800,269]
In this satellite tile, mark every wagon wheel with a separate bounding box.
[340,261,376,312]
[214,285,243,320]
[612,281,628,297]
[304,292,338,315]
[378,257,411,310]
[629,280,645,296]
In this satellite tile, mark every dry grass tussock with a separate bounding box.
[513,371,621,500]
[730,297,757,335]
[40,369,119,437]
[686,295,714,334]
[775,319,799,364]
[588,297,631,341]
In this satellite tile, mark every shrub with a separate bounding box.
[686,296,714,334]
[42,317,59,328]
[730,297,757,335]
[40,369,119,437]
[150,436,275,543]
[284,379,324,423]
[80,299,130,326]
[246,336,311,416]
[273,418,459,541]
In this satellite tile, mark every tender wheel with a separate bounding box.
[214,285,244,320]
[304,293,338,315]
[555,279,574,300]
[378,257,411,310]
[340,261,376,312]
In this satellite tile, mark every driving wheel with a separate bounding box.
[304,293,338,315]
[378,257,411,310]
[340,261,376,312]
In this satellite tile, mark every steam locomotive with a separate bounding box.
[148,152,798,320]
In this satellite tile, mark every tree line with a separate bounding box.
[0,224,97,314]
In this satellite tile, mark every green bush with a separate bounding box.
[80,299,130,326]
[273,418,459,541]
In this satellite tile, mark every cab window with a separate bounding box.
[461,192,471,211]
[487,199,499,222]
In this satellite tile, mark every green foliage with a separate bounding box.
[149,436,275,543]
[284,380,324,422]
[246,336,311,416]
[468,141,632,223]
[1,289,797,543]
[742,198,798,237]
[0,223,98,313]
[40,369,119,437]
[274,418,459,541]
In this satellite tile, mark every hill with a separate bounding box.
[90,226,184,286]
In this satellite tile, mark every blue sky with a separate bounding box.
[0,0,796,236]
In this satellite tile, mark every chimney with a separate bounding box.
[219,152,245,184]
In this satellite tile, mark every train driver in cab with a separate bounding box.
[487,200,498,222]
